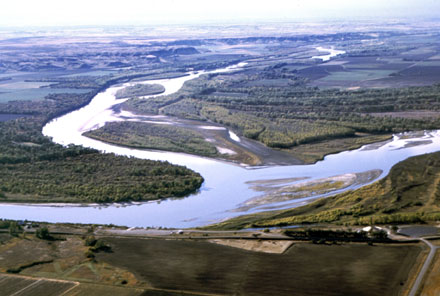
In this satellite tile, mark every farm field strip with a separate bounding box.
[0,274,78,296]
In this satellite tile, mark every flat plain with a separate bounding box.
[97,237,423,296]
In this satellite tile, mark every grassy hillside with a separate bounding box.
[208,151,440,230]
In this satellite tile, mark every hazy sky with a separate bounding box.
[0,0,439,27]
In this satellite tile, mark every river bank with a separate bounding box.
[2,64,440,228]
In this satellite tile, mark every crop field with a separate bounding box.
[63,283,149,296]
[303,43,440,88]
[0,87,91,103]
[0,75,93,103]
[0,274,183,296]
[0,274,77,296]
[97,237,423,296]
[318,69,395,82]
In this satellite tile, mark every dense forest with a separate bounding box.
[124,64,440,156]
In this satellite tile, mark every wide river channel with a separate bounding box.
[2,63,440,228]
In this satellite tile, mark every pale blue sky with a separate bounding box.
[0,0,438,27]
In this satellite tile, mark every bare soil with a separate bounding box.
[97,237,422,296]
[207,239,293,254]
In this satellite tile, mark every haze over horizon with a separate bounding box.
[1,0,439,27]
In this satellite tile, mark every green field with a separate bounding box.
[0,87,91,103]
[318,69,395,82]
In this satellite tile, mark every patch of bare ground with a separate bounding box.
[0,234,141,289]
[207,239,293,254]
[237,169,382,212]
[0,237,55,273]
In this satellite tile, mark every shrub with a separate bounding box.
[85,235,97,247]
[35,227,52,240]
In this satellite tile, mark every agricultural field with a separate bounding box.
[0,230,155,295]
[0,273,199,296]
[0,274,77,296]
[97,236,422,296]
[0,225,425,296]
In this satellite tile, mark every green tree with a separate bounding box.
[8,221,18,236]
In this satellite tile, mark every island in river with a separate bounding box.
[114,83,165,99]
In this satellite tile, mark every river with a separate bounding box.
[1,63,440,228]
[312,47,346,61]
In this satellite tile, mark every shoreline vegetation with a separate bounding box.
[86,111,394,165]
[206,151,440,230]
[0,63,436,205]
[85,121,219,158]
[236,170,383,212]
[1,28,440,212]
[0,75,204,203]
[114,83,165,99]
[123,67,440,157]
[106,46,440,165]
[2,24,440,296]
